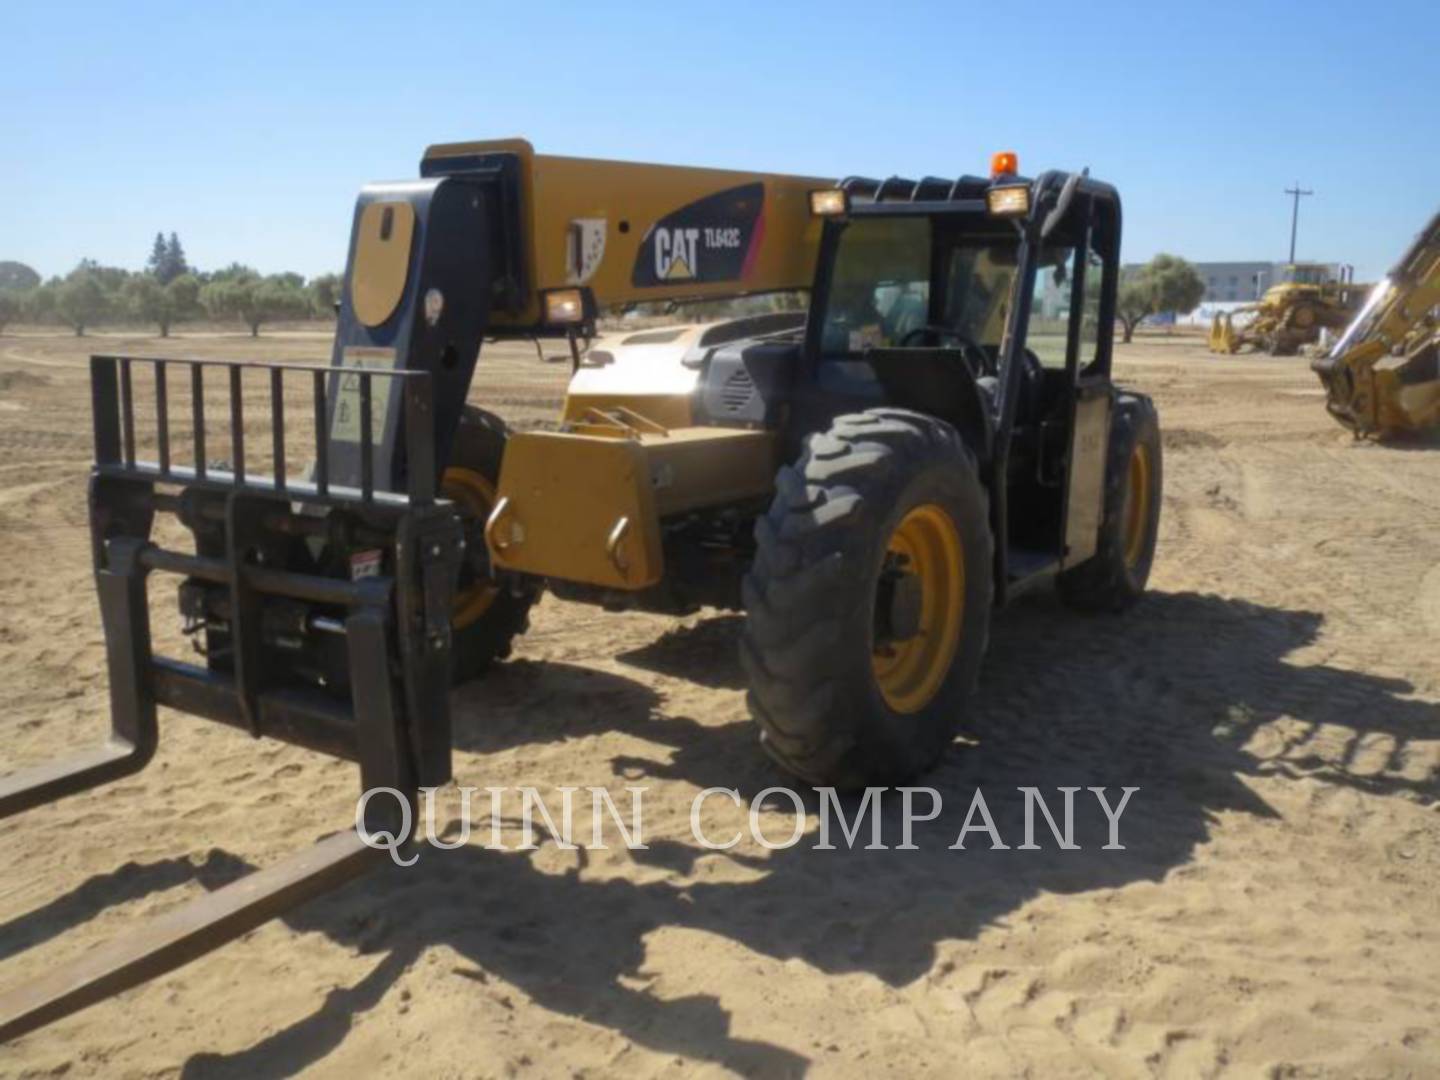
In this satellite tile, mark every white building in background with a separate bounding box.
[1193,261,1273,303]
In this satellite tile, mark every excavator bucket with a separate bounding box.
[1313,207,1440,437]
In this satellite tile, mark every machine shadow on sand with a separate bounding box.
[3,589,1435,1077]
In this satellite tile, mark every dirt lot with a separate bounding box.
[0,329,1436,1078]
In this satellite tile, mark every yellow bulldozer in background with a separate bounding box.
[1208,263,1369,356]
[1312,208,1440,438]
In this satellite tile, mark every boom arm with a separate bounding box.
[422,139,829,328]
[326,140,831,493]
[1313,208,1440,436]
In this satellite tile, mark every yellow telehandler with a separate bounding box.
[1312,208,1440,437]
[0,141,1161,1039]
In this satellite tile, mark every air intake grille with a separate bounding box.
[721,369,755,411]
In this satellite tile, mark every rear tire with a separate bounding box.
[741,408,993,788]
[1057,393,1162,612]
[445,406,537,684]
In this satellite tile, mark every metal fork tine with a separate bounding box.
[0,832,383,1044]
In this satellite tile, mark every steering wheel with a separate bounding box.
[899,324,992,376]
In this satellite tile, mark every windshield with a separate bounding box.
[821,218,930,353]
[1287,265,1326,286]
[820,217,1019,356]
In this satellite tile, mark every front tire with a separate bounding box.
[741,409,993,788]
[1057,393,1162,612]
[444,406,537,683]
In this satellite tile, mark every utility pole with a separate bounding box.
[1284,183,1313,264]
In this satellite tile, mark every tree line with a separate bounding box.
[0,234,1209,344]
[0,233,339,338]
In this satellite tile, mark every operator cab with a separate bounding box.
[795,156,1122,598]
[1283,263,1330,286]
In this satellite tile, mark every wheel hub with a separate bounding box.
[874,555,924,647]
[871,504,964,714]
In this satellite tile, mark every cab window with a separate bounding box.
[820,218,930,355]
[1026,247,1076,368]
[1078,245,1106,371]
[941,245,1016,347]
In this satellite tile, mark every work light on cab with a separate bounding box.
[986,151,1029,216]
[543,287,586,324]
[809,189,849,217]
[987,185,1030,217]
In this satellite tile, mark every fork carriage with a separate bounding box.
[0,354,462,1041]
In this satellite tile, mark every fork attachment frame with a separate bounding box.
[0,355,461,1042]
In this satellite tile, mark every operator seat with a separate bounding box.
[975,347,1046,424]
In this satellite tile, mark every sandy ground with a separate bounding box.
[0,329,1436,1078]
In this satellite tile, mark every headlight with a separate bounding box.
[987,185,1030,217]
[543,288,586,324]
[809,189,849,217]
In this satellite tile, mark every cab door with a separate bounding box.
[1062,243,1111,567]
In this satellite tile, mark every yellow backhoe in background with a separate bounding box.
[1312,208,1440,438]
[1208,263,1368,356]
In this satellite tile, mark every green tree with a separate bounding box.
[147,233,168,279]
[167,273,201,323]
[55,268,111,336]
[146,232,190,284]
[0,261,40,292]
[201,271,257,330]
[205,262,258,285]
[1117,277,1153,345]
[0,291,17,335]
[253,276,312,331]
[1116,254,1205,344]
[77,259,131,296]
[202,272,310,336]
[308,273,341,317]
[166,233,189,282]
[24,281,57,325]
[124,271,201,337]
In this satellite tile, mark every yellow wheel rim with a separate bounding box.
[1122,443,1152,570]
[441,466,499,629]
[871,504,965,714]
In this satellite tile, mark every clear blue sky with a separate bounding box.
[3,0,1436,283]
